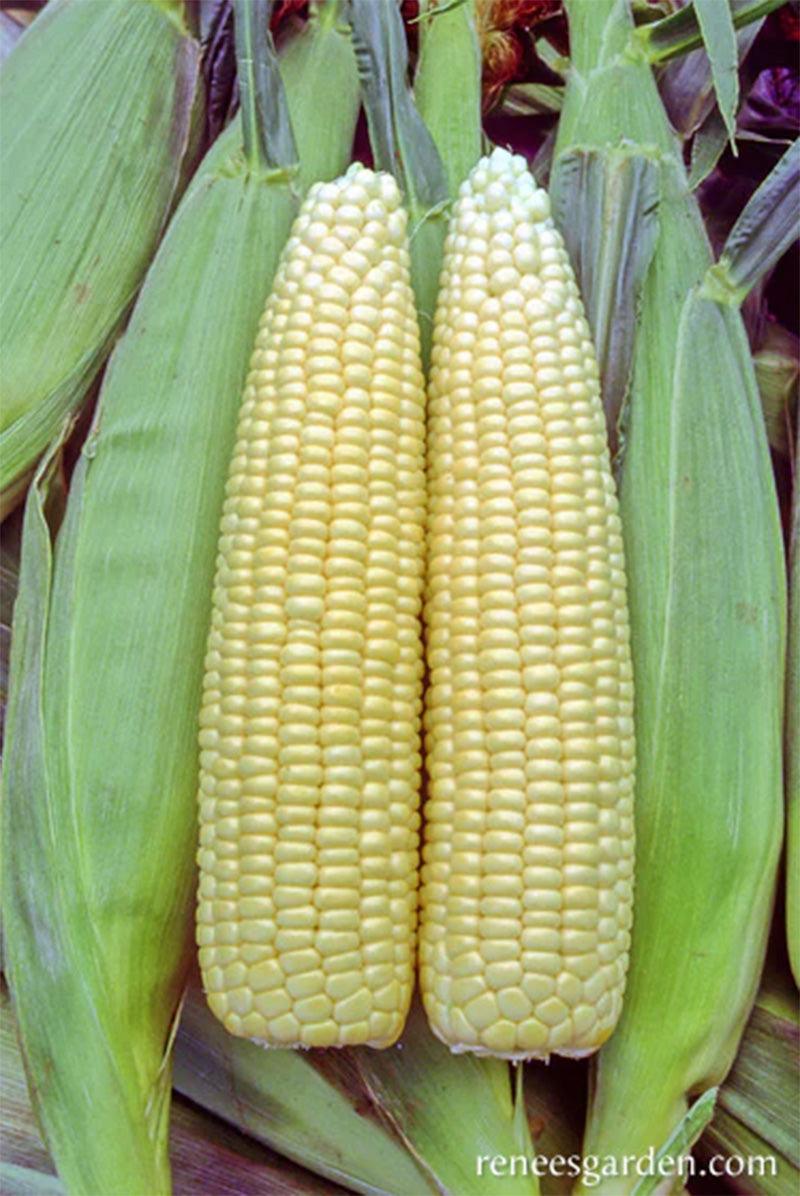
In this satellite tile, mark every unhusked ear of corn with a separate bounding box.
[197,163,427,1050]
[1,9,360,1191]
[420,146,635,1062]
[0,0,202,504]
[554,2,786,1186]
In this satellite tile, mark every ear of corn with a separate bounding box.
[554,0,785,1182]
[1,12,360,1192]
[0,980,345,1196]
[0,0,202,503]
[197,161,427,1050]
[420,147,635,1062]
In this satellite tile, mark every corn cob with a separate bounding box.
[553,0,785,1183]
[0,0,201,503]
[1,10,359,1191]
[420,147,635,1061]
[197,162,426,1050]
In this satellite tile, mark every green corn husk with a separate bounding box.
[175,984,539,1196]
[1,5,360,1192]
[552,1,786,1186]
[351,1002,536,1196]
[413,0,483,199]
[0,0,202,504]
[350,0,450,370]
[1,987,60,1189]
[696,957,800,1194]
[0,982,342,1196]
[788,408,799,985]
[174,983,436,1196]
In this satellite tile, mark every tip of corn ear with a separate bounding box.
[459,146,551,221]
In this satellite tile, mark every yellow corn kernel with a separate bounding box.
[420,147,635,1061]
[197,164,426,1049]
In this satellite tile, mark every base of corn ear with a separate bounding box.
[176,980,543,1196]
[174,979,438,1196]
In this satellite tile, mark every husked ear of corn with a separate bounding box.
[0,0,201,502]
[420,147,635,1061]
[197,163,427,1050]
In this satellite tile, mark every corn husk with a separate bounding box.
[0,0,202,505]
[788,408,800,985]
[175,983,539,1196]
[552,1,786,1186]
[0,981,342,1196]
[413,0,483,199]
[170,1091,345,1196]
[1,7,360,1191]
[175,982,435,1196]
[697,957,800,1194]
[350,0,450,369]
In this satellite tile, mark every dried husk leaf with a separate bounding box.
[696,960,800,1192]
[0,0,202,501]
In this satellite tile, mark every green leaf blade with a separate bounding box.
[550,144,661,456]
[693,0,739,147]
[719,137,800,299]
